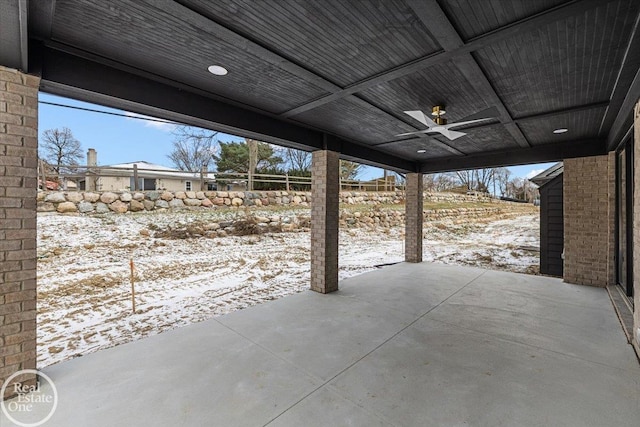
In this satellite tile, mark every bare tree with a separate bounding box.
[494,167,512,197]
[168,126,219,171]
[284,148,311,172]
[340,160,363,180]
[455,169,474,190]
[425,172,457,192]
[39,127,83,173]
[473,168,494,193]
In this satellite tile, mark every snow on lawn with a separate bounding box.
[36,209,538,368]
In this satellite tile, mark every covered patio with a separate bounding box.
[1,1,640,423]
[3,262,638,426]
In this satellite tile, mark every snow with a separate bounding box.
[36,208,539,368]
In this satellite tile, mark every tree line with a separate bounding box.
[38,125,538,199]
[37,126,366,190]
[423,168,537,201]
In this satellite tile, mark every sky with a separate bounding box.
[38,92,555,181]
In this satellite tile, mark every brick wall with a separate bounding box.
[0,66,39,398]
[405,173,423,263]
[310,150,339,293]
[607,152,616,286]
[633,100,640,356]
[563,155,612,287]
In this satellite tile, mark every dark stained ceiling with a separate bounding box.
[7,0,640,172]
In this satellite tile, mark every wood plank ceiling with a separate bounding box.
[25,0,640,172]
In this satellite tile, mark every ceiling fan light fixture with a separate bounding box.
[431,105,446,116]
[417,149,427,153]
[553,128,568,134]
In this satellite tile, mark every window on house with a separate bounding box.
[185,181,192,191]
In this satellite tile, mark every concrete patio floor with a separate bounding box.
[3,262,639,426]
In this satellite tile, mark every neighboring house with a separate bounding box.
[530,163,564,277]
[80,161,215,192]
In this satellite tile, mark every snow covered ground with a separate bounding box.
[36,208,539,368]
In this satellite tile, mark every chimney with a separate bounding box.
[86,149,97,191]
[87,148,97,167]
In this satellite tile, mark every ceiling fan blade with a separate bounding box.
[459,106,500,122]
[445,117,493,129]
[439,129,467,140]
[403,110,437,127]
[395,130,432,137]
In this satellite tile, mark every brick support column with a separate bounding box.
[633,100,640,355]
[0,66,39,399]
[405,173,423,263]
[310,150,339,293]
[563,155,612,287]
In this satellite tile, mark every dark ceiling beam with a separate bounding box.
[604,10,640,150]
[0,0,28,71]
[171,0,442,152]
[607,67,640,150]
[27,0,55,40]
[407,0,529,148]
[419,139,607,173]
[404,0,530,149]
[452,56,530,148]
[34,44,417,172]
[280,0,609,119]
[514,101,610,122]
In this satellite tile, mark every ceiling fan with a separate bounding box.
[397,106,493,140]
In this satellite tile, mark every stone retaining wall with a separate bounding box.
[36,190,500,214]
[145,207,533,239]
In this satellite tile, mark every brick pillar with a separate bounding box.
[563,155,612,287]
[405,172,423,263]
[0,66,39,399]
[310,150,339,293]
[633,100,640,355]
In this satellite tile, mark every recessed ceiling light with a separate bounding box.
[208,65,228,76]
[553,128,568,134]
[417,149,427,153]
